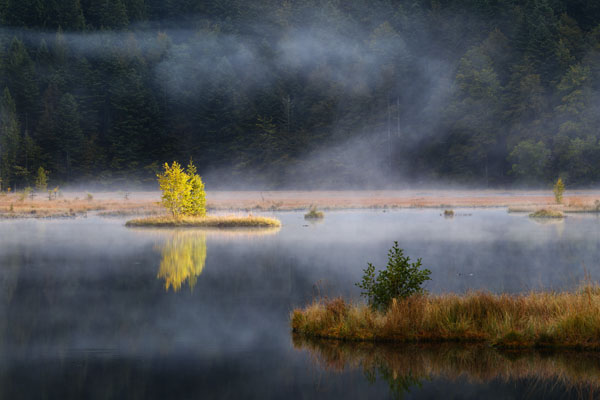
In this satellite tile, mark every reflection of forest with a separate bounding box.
[158,232,207,292]
[294,336,600,399]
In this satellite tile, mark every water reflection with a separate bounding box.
[293,336,600,399]
[157,232,207,292]
[154,227,282,292]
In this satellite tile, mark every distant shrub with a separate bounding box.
[553,178,564,204]
[443,209,454,217]
[86,193,93,201]
[304,205,324,219]
[356,242,431,311]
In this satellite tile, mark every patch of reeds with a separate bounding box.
[529,209,565,218]
[125,214,281,228]
[443,209,454,217]
[291,283,600,349]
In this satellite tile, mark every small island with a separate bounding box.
[126,215,280,228]
[529,209,565,218]
[304,205,325,220]
[126,161,281,228]
[292,242,600,350]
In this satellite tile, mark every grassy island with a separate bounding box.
[529,209,565,218]
[125,214,281,228]
[291,284,600,350]
[304,205,325,219]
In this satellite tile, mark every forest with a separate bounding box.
[0,0,600,188]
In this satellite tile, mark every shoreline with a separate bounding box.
[2,189,600,218]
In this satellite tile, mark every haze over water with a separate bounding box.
[1,209,599,398]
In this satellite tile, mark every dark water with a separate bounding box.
[1,209,599,399]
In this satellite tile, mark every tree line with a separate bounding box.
[1,0,600,188]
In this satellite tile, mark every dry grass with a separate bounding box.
[0,192,162,218]
[125,214,281,228]
[529,209,565,218]
[293,338,600,395]
[291,284,600,349]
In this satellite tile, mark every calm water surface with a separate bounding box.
[1,209,599,399]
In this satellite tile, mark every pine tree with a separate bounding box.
[4,38,40,131]
[0,88,20,189]
[55,93,84,179]
[4,0,44,27]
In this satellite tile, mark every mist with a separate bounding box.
[1,1,599,189]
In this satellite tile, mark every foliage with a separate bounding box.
[157,162,186,217]
[356,242,431,310]
[554,178,565,203]
[157,161,206,217]
[185,160,206,217]
[34,167,48,192]
[508,141,550,183]
[5,2,600,186]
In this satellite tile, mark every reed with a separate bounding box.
[291,283,600,349]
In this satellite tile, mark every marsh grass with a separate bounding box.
[293,338,600,395]
[0,193,163,218]
[291,283,600,349]
[125,214,281,228]
[529,209,565,218]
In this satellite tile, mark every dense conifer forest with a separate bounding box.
[1,0,600,188]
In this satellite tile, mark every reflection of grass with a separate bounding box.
[291,283,600,349]
[157,232,206,292]
[126,214,281,228]
[293,338,600,397]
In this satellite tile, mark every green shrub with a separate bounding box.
[356,242,431,311]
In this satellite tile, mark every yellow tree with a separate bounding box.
[185,160,206,217]
[553,178,565,204]
[157,161,191,217]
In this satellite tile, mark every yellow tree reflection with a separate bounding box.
[158,232,207,292]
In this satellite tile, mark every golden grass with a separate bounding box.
[125,214,281,228]
[294,338,600,394]
[529,209,565,218]
[0,192,162,218]
[291,284,600,349]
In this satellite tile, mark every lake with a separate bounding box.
[0,209,599,398]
